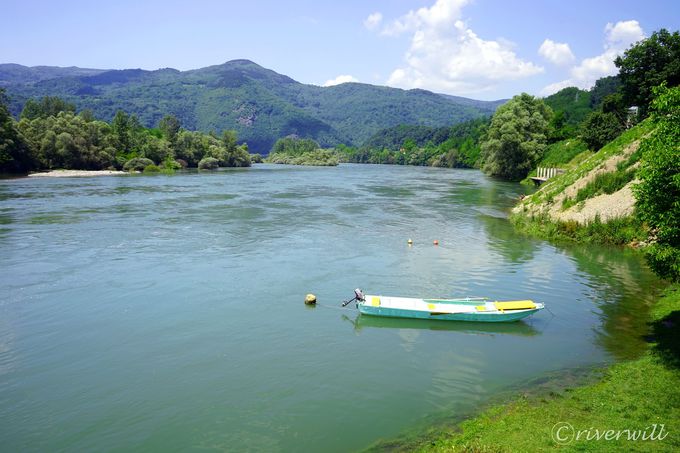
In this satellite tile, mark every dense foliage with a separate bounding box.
[339,117,489,168]
[615,29,680,117]
[20,96,76,120]
[589,76,621,109]
[481,93,552,180]
[634,85,680,282]
[543,87,592,141]
[0,88,32,172]
[1,60,501,153]
[580,111,625,151]
[266,136,338,166]
[0,93,250,172]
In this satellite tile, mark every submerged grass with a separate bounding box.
[368,285,680,452]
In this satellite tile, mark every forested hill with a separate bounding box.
[0,60,502,153]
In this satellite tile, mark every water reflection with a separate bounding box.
[479,214,540,264]
[342,313,540,337]
[565,245,661,360]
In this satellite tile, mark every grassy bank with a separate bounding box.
[510,212,648,246]
[369,285,679,452]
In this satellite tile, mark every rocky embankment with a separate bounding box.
[513,139,642,224]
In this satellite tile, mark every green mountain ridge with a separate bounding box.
[0,60,503,153]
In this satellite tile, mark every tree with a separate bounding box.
[222,130,238,152]
[480,93,552,180]
[270,135,319,155]
[589,76,621,108]
[615,29,680,117]
[633,85,680,282]
[20,96,76,120]
[0,89,34,172]
[111,110,132,153]
[580,111,625,151]
[158,114,181,144]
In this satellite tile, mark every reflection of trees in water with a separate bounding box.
[444,178,526,211]
[480,214,540,264]
[564,245,662,360]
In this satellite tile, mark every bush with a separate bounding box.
[198,157,219,170]
[580,111,625,151]
[250,153,263,163]
[162,158,182,170]
[123,157,154,171]
[634,85,680,282]
[143,164,160,173]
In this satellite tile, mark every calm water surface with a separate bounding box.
[0,164,661,451]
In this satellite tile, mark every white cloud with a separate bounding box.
[364,12,383,30]
[605,20,645,47]
[375,0,543,95]
[322,74,359,87]
[541,20,645,95]
[538,39,575,65]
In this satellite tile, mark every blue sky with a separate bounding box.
[2,0,679,100]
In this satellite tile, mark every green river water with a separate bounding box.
[0,164,662,451]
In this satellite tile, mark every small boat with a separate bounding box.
[343,289,544,322]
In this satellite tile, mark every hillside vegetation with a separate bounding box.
[0,94,251,173]
[514,120,653,223]
[0,60,501,153]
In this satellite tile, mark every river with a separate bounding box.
[0,164,661,451]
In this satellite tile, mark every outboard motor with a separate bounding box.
[342,288,365,307]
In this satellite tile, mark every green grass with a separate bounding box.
[368,285,680,452]
[561,170,636,210]
[522,139,591,186]
[523,120,654,207]
[540,139,589,167]
[510,213,648,245]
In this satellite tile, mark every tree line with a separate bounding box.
[0,95,251,173]
[341,117,489,168]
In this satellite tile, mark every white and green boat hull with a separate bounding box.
[357,295,543,323]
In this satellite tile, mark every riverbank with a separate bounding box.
[28,169,128,178]
[369,284,679,452]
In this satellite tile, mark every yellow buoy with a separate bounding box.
[304,293,317,305]
[407,238,413,245]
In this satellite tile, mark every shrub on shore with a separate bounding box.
[198,157,219,170]
[123,157,154,172]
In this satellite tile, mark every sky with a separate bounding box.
[2,0,679,100]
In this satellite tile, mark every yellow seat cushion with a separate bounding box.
[494,300,536,310]
[370,297,381,307]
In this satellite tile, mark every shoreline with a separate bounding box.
[27,169,128,178]
[368,284,679,452]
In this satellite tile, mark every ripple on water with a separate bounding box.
[0,164,662,453]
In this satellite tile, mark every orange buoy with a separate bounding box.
[433,240,439,246]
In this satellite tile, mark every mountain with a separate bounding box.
[0,60,504,153]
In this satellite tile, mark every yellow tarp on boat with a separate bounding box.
[494,300,536,311]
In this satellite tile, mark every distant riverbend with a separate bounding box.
[0,163,661,451]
